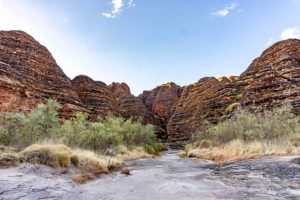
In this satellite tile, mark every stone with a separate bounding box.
[72,75,119,120]
[0,30,85,118]
[167,39,300,144]
[1,31,300,145]
[139,82,182,124]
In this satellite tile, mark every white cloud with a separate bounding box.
[212,3,238,17]
[102,13,114,18]
[102,0,134,18]
[128,0,135,7]
[0,0,129,85]
[266,38,274,46]
[281,27,300,40]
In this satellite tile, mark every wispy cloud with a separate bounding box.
[0,0,131,87]
[128,0,135,7]
[266,38,274,46]
[212,3,238,17]
[265,26,300,47]
[102,0,134,18]
[281,27,300,40]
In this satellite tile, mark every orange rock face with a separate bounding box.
[167,39,300,144]
[109,82,159,125]
[167,78,227,144]
[0,31,85,117]
[139,82,182,124]
[1,30,300,145]
[71,75,119,120]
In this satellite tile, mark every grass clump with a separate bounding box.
[0,100,163,183]
[19,144,73,168]
[184,105,300,162]
[225,102,240,113]
[0,100,163,155]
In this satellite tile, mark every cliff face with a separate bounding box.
[167,77,228,144]
[109,82,159,125]
[71,75,119,120]
[139,82,183,124]
[167,39,300,144]
[240,39,300,112]
[0,31,85,117]
[1,30,300,144]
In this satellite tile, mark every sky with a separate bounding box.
[0,0,300,95]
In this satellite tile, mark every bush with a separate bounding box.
[0,100,162,155]
[185,105,300,162]
[0,100,61,147]
[192,105,300,144]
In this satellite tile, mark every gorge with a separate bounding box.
[1,30,300,144]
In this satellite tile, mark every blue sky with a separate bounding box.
[0,0,300,95]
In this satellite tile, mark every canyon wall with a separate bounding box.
[1,30,300,144]
[167,39,300,144]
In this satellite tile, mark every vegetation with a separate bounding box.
[0,100,164,183]
[225,102,240,113]
[180,105,300,162]
[0,100,163,154]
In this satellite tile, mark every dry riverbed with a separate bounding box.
[0,150,299,200]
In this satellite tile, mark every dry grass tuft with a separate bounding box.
[0,143,157,184]
[0,153,19,168]
[19,144,73,168]
[115,145,153,161]
[186,105,300,162]
[184,139,300,163]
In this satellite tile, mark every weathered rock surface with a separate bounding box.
[109,82,158,124]
[72,79,160,131]
[1,30,300,144]
[167,77,229,144]
[167,39,300,144]
[72,75,119,120]
[0,31,158,126]
[0,30,85,117]
[0,152,299,200]
[139,82,182,125]
[240,39,300,113]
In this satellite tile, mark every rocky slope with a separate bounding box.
[167,39,300,144]
[0,31,85,118]
[71,75,119,120]
[139,82,182,125]
[0,31,159,130]
[1,30,300,144]
[109,82,159,125]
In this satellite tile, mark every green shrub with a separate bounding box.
[0,100,61,147]
[0,100,162,155]
[192,105,300,145]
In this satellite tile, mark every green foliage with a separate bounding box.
[225,102,240,113]
[0,100,61,147]
[235,93,243,100]
[192,105,300,145]
[0,100,162,155]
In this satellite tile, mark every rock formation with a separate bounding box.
[167,77,228,144]
[0,30,85,117]
[1,30,300,144]
[139,82,182,124]
[109,82,159,125]
[71,75,119,120]
[167,39,300,144]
